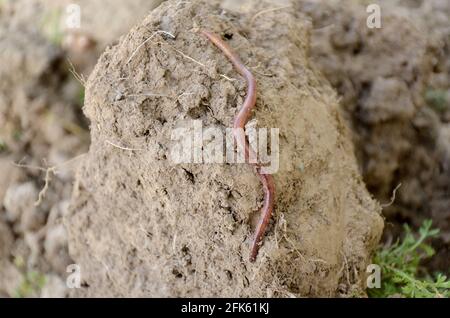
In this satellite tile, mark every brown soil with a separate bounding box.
[66,0,383,297]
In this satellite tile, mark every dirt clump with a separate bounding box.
[294,0,450,273]
[66,0,383,297]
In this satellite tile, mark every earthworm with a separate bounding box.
[201,30,275,262]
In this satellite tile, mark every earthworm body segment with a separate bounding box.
[201,30,275,262]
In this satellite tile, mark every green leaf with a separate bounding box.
[368,220,450,298]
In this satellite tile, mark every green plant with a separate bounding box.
[0,138,6,152]
[14,271,47,298]
[369,220,450,298]
[12,129,22,141]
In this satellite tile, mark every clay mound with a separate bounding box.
[66,0,383,297]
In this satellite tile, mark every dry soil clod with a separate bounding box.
[66,0,384,297]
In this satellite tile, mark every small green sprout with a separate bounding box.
[40,9,64,46]
[78,85,85,106]
[12,256,47,298]
[14,271,47,298]
[369,220,450,298]
[425,89,448,113]
[0,138,6,152]
[12,129,22,141]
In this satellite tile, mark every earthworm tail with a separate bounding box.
[201,30,275,262]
